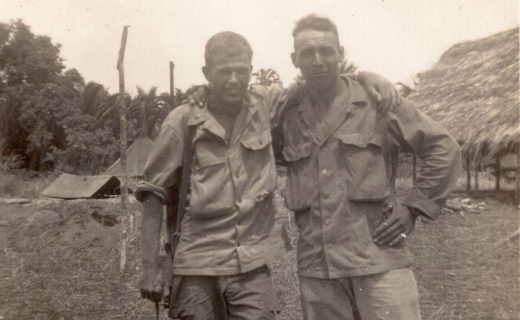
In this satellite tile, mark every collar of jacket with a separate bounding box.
[297,75,370,117]
[187,91,264,143]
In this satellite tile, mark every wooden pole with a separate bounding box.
[516,144,520,206]
[466,154,471,191]
[412,153,417,183]
[474,160,479,191]
[495,156,501,191]
[170,61,175,109]
[117,25,130,271]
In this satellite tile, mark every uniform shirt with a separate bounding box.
[136,92,277,276]
[272,77,461,279]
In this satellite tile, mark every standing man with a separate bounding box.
[136,32,277,319]
[273,15,461,319]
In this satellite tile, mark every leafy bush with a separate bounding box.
[55,114,119,174]
[0,154,24,171]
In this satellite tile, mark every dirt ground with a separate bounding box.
[0,190,518,320]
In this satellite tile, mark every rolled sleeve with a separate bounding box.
[389,99,462,220]
[134,107,187,204]
[134,180,170,203]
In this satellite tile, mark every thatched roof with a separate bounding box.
[408,28,519,159]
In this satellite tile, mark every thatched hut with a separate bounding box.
[408,28,519,198]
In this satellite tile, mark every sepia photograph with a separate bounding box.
[0,1,518,319]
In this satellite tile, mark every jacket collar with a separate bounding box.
[188,91,263,144]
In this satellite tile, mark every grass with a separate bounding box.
[0,170,57,199]
[0,174,518,319]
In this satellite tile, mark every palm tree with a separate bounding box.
[251,68,283,87]
[339,60,358,74]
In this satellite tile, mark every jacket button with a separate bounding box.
[322,192,329,199]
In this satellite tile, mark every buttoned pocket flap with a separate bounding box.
[195,147,227,169]
[337,133,382,148]
[338,133,389,202]
[282,141,311,162]
[240,129,272,150]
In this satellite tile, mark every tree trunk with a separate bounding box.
[117,26,131,272]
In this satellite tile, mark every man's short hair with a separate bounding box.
[292,14,339,38]
[205,31,253,66]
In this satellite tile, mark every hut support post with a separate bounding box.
[412,153,417,183]
[515,143,520,206]
[474,161,479,191]
[495,156,501,191]
[466,154,471,191]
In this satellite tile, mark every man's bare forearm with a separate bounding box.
[141,192,164,270]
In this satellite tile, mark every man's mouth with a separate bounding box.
[227,89,241,95]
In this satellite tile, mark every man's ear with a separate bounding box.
[338,46,345,63]
[202,65,210,82]
[291,52,298,68]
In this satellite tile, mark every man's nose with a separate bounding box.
[312,52,323,65]
[228,71,239,83]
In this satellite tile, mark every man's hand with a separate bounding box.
[139,264,166,303]
[187,85,210,107]
[357,71,401,113]
[372,203,417,247]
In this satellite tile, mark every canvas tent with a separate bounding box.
[41,174,121,199]
[408,28,519,199]
[104,136,154,177]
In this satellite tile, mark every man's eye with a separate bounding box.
[236,69,249,76]
[300,50,313,59]
[319,48,335,56]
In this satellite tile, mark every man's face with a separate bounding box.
[291,29,344,90]
[203,51,252,107]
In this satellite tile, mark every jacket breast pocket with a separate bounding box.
[337,133,390,202]
[282,140,314,212]
[239,128,277,194]
[190,146,236,219]
[240,128,272,151]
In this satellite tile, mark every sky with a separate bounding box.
[0,0,518,94]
